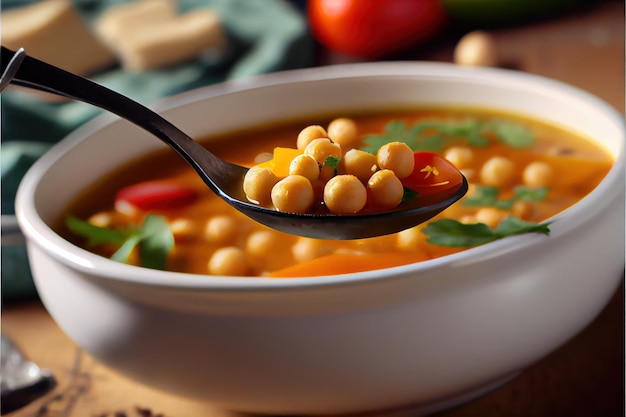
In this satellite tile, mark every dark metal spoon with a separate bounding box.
[1,46,467,240]
[0,334,56,413]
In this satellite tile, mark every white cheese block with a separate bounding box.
[95,0,178,47]
[2,0,116,76]
[94,1,223,72]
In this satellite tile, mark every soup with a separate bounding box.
[59,107,612,277]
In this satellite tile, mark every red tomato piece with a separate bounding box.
[307,0,447,59]
[115,181,198,211]
[401,152,464,196]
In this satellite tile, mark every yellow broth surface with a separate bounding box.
[59,108,612,277]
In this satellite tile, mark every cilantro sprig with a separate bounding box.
[422,216,551,247]
[66,214,174,270]
[323,155,341,176]
[463,185,549,210]
[362,117,535,154]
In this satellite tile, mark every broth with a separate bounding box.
[59,108,613,277]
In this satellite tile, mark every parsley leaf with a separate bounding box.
[362,117,535,154]
[513,185,549,202]
[463,186,503,208]
[323,155,341,176]
[422,216,551,247]
[66,216,128,246]
[494,216,551,236]
[480,118,535,148]
[463,185,549,210]
[65,214,174,270]
[111,232,142,263]
[138,215,174,270]
[401,187,418,204]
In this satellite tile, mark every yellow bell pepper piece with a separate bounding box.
[257,147,303,178]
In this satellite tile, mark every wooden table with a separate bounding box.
[2,2,624,416]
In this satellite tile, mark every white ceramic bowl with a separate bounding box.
[15,63,625,416]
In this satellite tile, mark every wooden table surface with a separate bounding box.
[2,2,624,416]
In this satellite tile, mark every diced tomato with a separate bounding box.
[401,152,464,196]
[115,181,198,212]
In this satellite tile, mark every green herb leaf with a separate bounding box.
[323,155,341,176]
[513,185,549,202]
[111,232,142,263]
[422,216,551,247]
[65,214,174,270]
[462,186,508,208]
[481,119,535,148]
[422,219,498,247]
[463,185,549,210]
[362,121,415,153]
[65,216,129,246]
[362,117,535,154]
[493,216,551,237]
[138,215,174,270]
[401,187,418,204]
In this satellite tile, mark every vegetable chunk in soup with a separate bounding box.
[60,108,613,277]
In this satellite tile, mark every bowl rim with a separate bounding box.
[15,61,626,291]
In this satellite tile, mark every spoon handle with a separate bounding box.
[0,46,244,197]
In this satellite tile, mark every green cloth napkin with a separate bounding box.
[1,0,312,300]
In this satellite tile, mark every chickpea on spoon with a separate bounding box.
[0,46,467,239]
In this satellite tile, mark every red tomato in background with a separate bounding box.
[307,0,448,59]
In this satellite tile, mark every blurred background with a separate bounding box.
[1,0,624,415]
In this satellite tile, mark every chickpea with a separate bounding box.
[204,215,239,244]
[254,152,273,164]
[377,142,415,179]
[304,138,342,181]
[343,148,378,182]
[169,218,195,240]
[245,229,293,271]
[243,166,279,205]
[367,169,404,209]
[292,237,332,263]
[480,156,516,187]
[475,207,506,228]
[459,215,477,224]
[396,226,424,251]
[289,154,320,181]
[304,137,342,165]
[297,125,327,150]
[522,161,552,187]
[88,212,114,228]
[327,117,359,150]
[271,175,314,213]
[444,146,474,169]
[115,199,138,217]
[454,31,498,67]
[208,247,248,276]
[352,235,395,252]
[324,175,367,214]
[246,230,279,259]
[512,200,535,220]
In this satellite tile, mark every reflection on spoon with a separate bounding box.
[0,334,57,413]
[0,46,467,240]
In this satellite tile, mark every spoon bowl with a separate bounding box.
[0,46,466,239]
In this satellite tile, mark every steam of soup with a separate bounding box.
[60,108,613,277]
